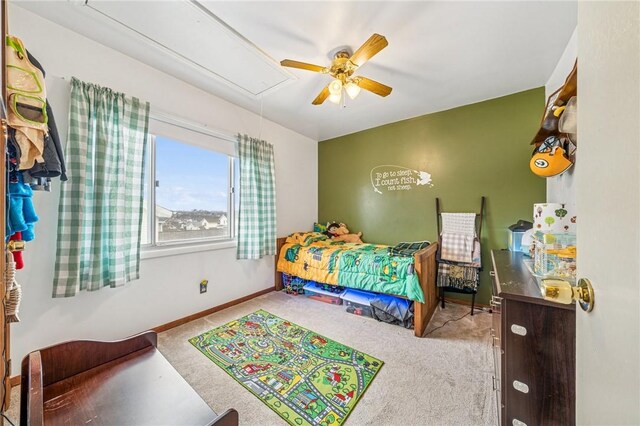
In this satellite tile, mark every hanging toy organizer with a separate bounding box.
[435,196,485,315]
[0,0,12,412]
[0,0,62,411]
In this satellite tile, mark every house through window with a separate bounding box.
[141,119,238,247]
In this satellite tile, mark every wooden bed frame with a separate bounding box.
[274,237,439,337]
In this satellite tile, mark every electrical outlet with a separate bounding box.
[200,280,208,294]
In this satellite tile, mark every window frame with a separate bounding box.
[140,116,238,256]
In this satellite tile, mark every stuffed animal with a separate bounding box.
[325,222,363,244]
[324,222,345,239]
[7,174,38,242]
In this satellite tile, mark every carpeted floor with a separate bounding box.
[5,291,497,426]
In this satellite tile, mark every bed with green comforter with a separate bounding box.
[276,232,425,303]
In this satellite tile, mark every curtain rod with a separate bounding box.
[149,110,237,144]
[52,75,237,144]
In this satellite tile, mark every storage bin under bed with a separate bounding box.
[341,289,376,318]
[302,283,345,305]
[282,273,306,295]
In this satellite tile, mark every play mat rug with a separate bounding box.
[189,310,383,426]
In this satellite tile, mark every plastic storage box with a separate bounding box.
[532,232,577,280]
[303,283,344,305]
[282,273,306,295]
[341,289,376,318]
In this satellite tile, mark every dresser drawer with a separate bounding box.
[503,299,575,425]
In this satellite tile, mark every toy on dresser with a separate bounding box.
[532,232,577,280]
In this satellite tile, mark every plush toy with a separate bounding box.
[325,222,363,244]
[7,174,38,242]
[324,222,345,238]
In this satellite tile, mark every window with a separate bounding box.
[141,119,238,249]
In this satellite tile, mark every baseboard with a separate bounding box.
[152,287,274,333]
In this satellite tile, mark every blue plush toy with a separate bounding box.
[6,173,38,241]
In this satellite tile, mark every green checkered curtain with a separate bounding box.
[237,134,276,259]
[52,78,150,297]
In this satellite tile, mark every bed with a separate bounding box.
[274,232,438,337]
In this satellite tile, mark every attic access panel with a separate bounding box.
[84,0,293,97]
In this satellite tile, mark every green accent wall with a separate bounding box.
[318,88,546,305]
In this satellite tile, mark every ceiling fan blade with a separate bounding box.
[356,77,392,97]
[349,34,388,67]
[280,59,327,73]
[312,85,330,105]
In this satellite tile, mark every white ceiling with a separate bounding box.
[17,1,577,141]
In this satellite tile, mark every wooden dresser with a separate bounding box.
[490,250,575,426]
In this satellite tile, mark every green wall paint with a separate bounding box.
[318,88,546,305]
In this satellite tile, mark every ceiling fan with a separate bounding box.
[280,33,392,105]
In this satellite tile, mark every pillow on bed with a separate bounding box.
[313,222,327,233]
[286,232,328,246]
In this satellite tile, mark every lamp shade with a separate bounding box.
[328,92,341,104]
[345,82,361,99]
[328,79,343,96]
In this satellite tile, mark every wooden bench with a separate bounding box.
[20,331,238,426]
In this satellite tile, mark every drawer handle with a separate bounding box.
[513,380,529,394]
[492,375,500,392]
[489,271,496,277]
[512,420,527,426]
[510,324,527,336]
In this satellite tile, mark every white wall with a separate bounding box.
[9,5,318,374]
[545,28,577,212]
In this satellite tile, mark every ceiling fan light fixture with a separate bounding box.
[279,33,391,105]
[345,81,361,99]
[328,79,343,96]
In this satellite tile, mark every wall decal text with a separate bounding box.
[370,165,433,194]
